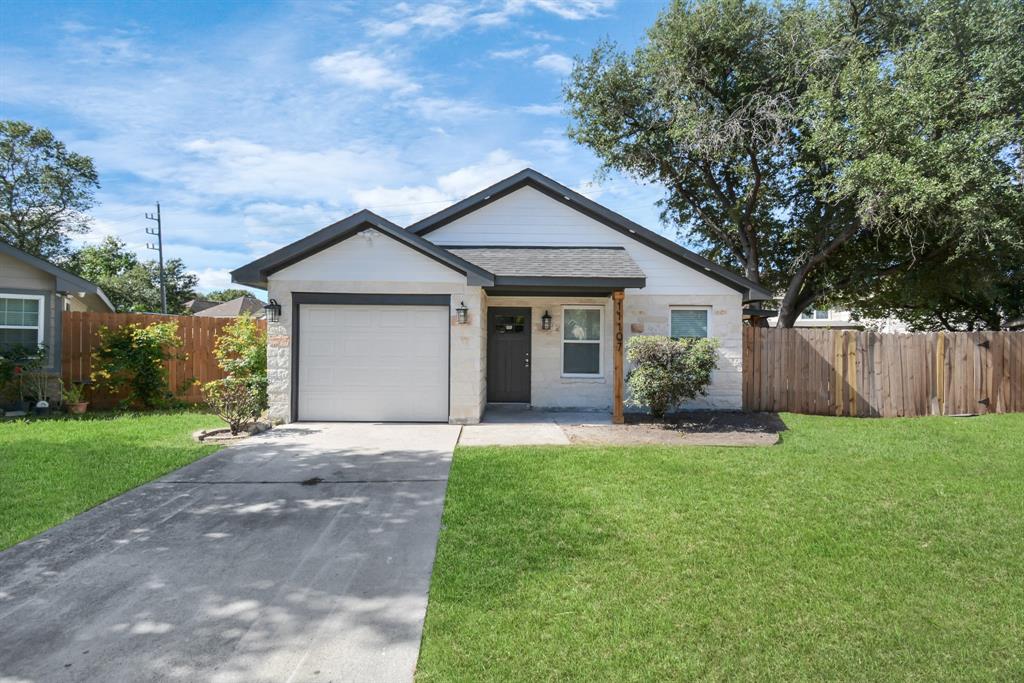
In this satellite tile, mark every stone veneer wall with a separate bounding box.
[265,278,486,424]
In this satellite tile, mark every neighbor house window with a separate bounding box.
[563,307,602,376]
[670,308,709,338]
[801,309,831,320]
[0,294,45,352]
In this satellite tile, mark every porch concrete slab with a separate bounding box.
[457,406,611,446]
[458,422,570,446]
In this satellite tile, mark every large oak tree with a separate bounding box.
[0,120,99,263]
[565,0,1023,327]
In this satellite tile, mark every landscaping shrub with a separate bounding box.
[212,314,267,380]
[91,322,183,409]
[202,377,267,434]
[626,335,719,419]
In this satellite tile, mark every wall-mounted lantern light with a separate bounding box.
[456,301,469,324]
[541,310,552,330]
[263,298,282,323]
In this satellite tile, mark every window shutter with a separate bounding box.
[670,309,708,338]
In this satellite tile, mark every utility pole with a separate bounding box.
[145,202,167,314]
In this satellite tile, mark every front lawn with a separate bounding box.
[0,412,222,549]
[418,413,1024,681]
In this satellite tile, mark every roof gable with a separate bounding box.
[231,210,494,289]
[0,239,115,311]
[407,169,771,301]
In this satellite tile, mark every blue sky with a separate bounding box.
[1,0,670,294]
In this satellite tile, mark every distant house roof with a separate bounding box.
[194,295,266,318]
[184,299,220,313]
[446,246,646,290]
[0,239,115,311]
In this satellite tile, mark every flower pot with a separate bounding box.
[68,402,89,415]
[34,400,50,417]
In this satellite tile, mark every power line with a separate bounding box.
[145,202,167,315]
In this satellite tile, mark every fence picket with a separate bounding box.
[742,328,1023,418]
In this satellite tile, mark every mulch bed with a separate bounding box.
[563,411,785,447]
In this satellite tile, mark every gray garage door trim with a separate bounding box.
[290,292,452,422]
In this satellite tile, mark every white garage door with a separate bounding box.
[297,304,449,421]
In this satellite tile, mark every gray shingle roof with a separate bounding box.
[194,296,267,318]
[445,246,645,280]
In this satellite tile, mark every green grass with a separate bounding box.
[418,414,1024,682]
[0,411,223,549]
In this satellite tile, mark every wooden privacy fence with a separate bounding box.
[62,311,267,408]
[743,327,1024,417]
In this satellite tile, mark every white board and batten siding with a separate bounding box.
[425,186,739,297]
[272,228,466,284]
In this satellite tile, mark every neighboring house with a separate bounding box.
[0,240,115,373]
[184,298,219,314]
[193,295,266,318]
[232,169,770,424]
[767,307,909,333]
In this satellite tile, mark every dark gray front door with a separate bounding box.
[487,307,531,402]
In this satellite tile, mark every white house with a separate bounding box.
[232,169,771,424]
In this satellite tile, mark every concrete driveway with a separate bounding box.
[0,423,460,683]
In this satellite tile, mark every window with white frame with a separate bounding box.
[0,294,45,352]
[800,308,831,320]
[670,307,709,338]
[562,306,602,376]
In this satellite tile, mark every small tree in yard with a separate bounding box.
[203,377,268,435]
[203,314,268,432]
[626,336,719,420]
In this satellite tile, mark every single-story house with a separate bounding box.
[232,169,770,424]
[183,298,220,314]
[1,240,115,373]
[193,295,266,319]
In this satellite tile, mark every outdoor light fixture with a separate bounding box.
[541,310,552,330]
[264,298,282,323]
[456,301,469,324]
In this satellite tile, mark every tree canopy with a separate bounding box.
[0,120,99,263]
[203,288,252,303]
[566,0,1024,328]
[71,236,198,314]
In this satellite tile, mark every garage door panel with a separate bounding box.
[298,304,449,422]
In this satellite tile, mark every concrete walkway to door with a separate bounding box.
[458,405,611,446]
[0,423,459,683]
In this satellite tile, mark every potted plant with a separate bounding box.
[62,380,89,415]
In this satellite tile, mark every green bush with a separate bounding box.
[626,335,719,419]
[91,322,183,409]
[212,314,267,379]
[202,377,267,434]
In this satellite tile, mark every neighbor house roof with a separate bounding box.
[407,168,772,302]
[0,239,115,311]
[231,210,495,289]
[184,298,220,313]
[446,246,646,290]
[194,295,266,318]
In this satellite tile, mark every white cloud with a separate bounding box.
[489,47,534,59]
[313,50,420,93]
[534,53,574,76]
[406,96,494,121]
[176,137,404,201]
[475,0,616,26]
[437,149,529,198]
[366,2,466,37]
[517,103,563,115]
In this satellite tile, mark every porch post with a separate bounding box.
[612,290,625,424]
